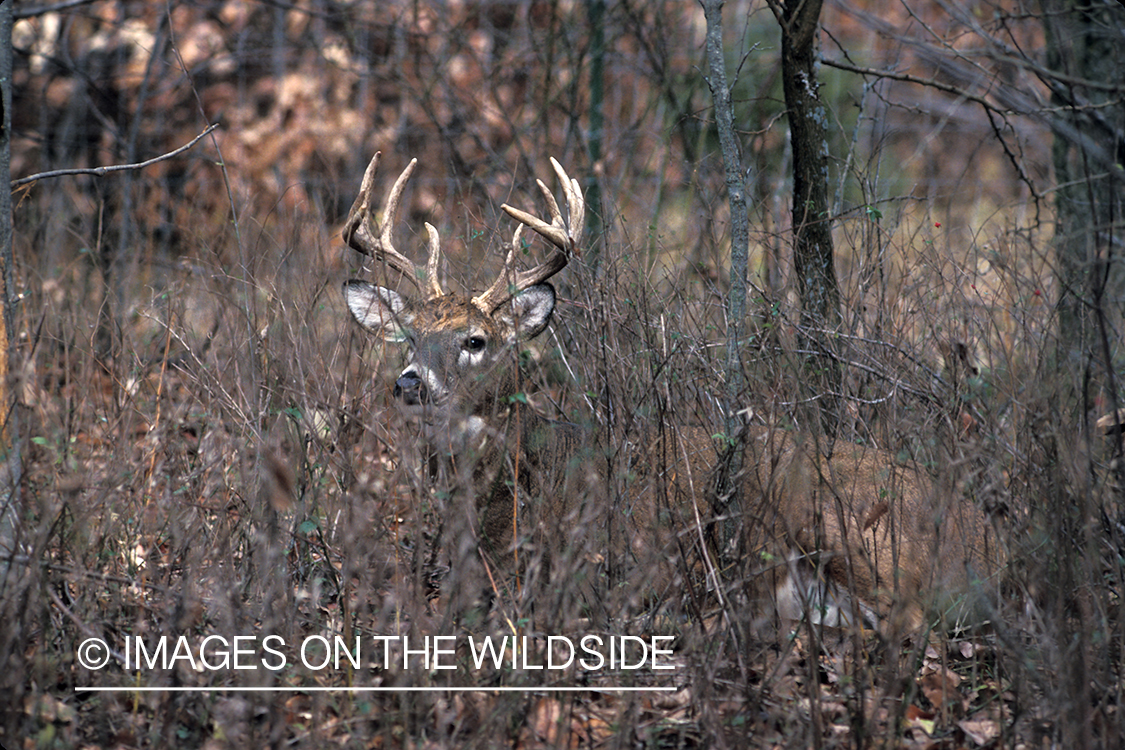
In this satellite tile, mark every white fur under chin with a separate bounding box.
[451,415,489,447]
[399,404,489,453]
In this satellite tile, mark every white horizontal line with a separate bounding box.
[75,686,677,693]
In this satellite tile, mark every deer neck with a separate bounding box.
[417,394,540,463]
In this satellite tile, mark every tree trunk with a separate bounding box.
[1039,2,1124,745]
[777,0,842,440]
[701,0,751,435]
[0,0,19,576]
[584,0,606,266]
[701,0,753,555]
[1042,0,1125,412]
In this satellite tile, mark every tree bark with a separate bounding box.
[775,0,842,439]
[1039,2,1124,745]
[0,0,19,575]
[1042,0,1125,406]
[701,0,753,555]
[702,0,751,435]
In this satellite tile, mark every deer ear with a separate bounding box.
[496,283,555,343]
[344,280,412,341]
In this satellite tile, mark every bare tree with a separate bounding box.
[770,0,842,439]
[0,0,18,577]
[700,0,753,559]
[1041,0,1125,403]
[1040,2,1125,744]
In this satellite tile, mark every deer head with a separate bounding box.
[343,153,584,447]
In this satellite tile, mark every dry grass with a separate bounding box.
[3,184,1124,747]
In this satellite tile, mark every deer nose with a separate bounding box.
[394,371,427,405]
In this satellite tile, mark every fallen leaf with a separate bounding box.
[920,668,962,710]
[958,715,1001,746]
[904,704,936,737]
[521,698,591,749]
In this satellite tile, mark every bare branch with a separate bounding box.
[10,123,219,188]
[14,0,101,20]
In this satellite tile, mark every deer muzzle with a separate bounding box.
[393,371,427,405]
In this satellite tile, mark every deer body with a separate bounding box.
[773,437,999,632]
[663,423,1004,633]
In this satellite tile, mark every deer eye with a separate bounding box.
[464,336,486,353]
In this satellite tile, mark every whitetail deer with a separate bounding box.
[342,152,601,578]
[341,152,1004,634]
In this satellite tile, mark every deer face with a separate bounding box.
[345,281,556,439]
[341,153,581,446]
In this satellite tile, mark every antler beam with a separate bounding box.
[473,158,585,313]
[343,152,445,298]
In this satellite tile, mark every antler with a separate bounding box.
[472,158,584,313]
[343,152,445,298]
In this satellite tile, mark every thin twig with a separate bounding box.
[14,0,101,20]
[11,123,219,188]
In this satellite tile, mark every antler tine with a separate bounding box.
[474,159,584,312]
[343,153,445,296]
[471,225,525,312]
[549,156,585,246]
[422,222,445,298]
